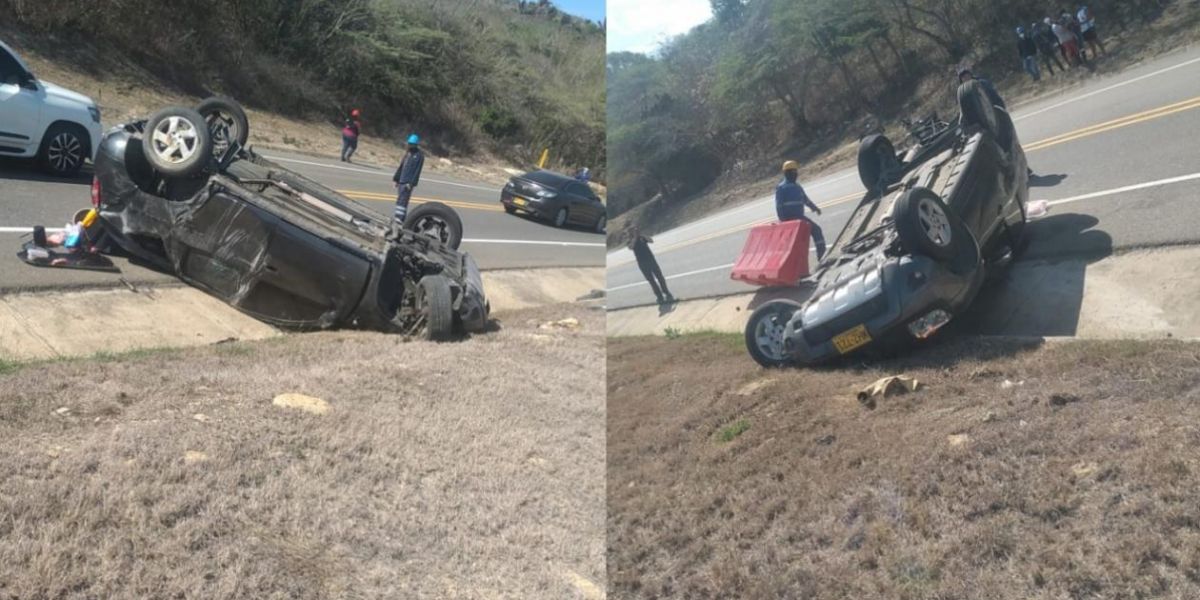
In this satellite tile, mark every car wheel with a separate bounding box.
[196,97,249,158]
[504,204,516,215]
[39,123,89,177]
[405,201,464,250]
[142,106,213,178]
[895,187,956,262]
[554,207,568,228]
[745,300,802,368]
[594,214,606,234]
[957,80,999,137]
[417,275,455,341]
[857,134,901,191]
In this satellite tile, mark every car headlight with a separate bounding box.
[88,105,101,124]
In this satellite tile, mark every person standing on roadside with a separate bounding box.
[392,134,425,228]
[1016,27,1041,81]
[775,160,826,260]
[627,227,673,305]
[1050,16,1080,66]
[341,109,361,162]
[1077,6,1106,57]
[1033,20,1065,75]
[1063,12,1088,61]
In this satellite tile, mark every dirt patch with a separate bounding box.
[608,333,1200,599]
[0,304,605,599]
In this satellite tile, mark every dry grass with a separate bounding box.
[608,333,1200,599]
[0,304,605,599]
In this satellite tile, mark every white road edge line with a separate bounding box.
[1041,171,1200,207]
[1015,55,1200,122]
[611,53,1200,259]
[611,170,1200,293]
[0,227,64,233]
[262,155,497,192]
[462,238,604,247]
[609,248,819,292]
[0,228,602,248]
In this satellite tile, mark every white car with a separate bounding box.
[0,39,103,177]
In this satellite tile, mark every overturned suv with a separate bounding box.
[745,80,1029,367]
[92,98,488,339]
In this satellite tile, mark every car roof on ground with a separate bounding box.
[521,169,573,187]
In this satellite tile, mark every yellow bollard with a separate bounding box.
[538,148,549,169]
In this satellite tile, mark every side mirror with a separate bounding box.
[19,72,38,91]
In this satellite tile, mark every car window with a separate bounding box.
[0,47,24,85]
[524,170,569,188]
[566,182,595,199]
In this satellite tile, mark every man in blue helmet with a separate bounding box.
[392,133,425,227]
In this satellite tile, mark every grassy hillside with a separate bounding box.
[2,0,605,176]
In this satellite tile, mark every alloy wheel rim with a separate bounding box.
[753,311,789,360]
[47,133,82,172]
[414,215,450,244]
[151,116,200,164]
[917,197,952,247]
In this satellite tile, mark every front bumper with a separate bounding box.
[781,254,983,364]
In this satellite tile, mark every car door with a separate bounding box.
[564,182,596,225]
[0,44,41,155]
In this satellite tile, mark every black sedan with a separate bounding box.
[500,169,606,232]
[90,98,488,340]
[745,80,1029,367]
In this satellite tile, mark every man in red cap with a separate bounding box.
[341,108,361,162]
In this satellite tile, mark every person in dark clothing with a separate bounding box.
[1032,21,1065,75]
[1016,27,1041,81]
[392,134,425,227]
[341,109,361,162]
[775,160,826,260]
[627,227,673,304]
[957,67,1006,110]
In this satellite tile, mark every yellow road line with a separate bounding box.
[613,95,1200,267]
[1024,95,1200,151]
[338,190,504,213]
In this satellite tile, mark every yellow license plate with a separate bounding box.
[513,197,527,207]
[832,324,872,354]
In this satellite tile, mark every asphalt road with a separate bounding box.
[608,47,1200,310]
[0,145,603,292]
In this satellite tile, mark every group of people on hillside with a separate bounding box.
[1017,6,1107,81]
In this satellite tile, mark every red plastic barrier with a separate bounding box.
[729,220,811,286]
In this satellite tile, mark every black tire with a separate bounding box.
[857,134,901,191]
[745,300,802,368]
[894,187,956,262]
[504,204,516,215]
[196,97,249,158]
[553,207,568,228]
[957,80,999,137]
[594,213,607,234]
[405,201,463,250]
[141,106,213,178]
[39,123,90,177]
[417,275,455,341]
